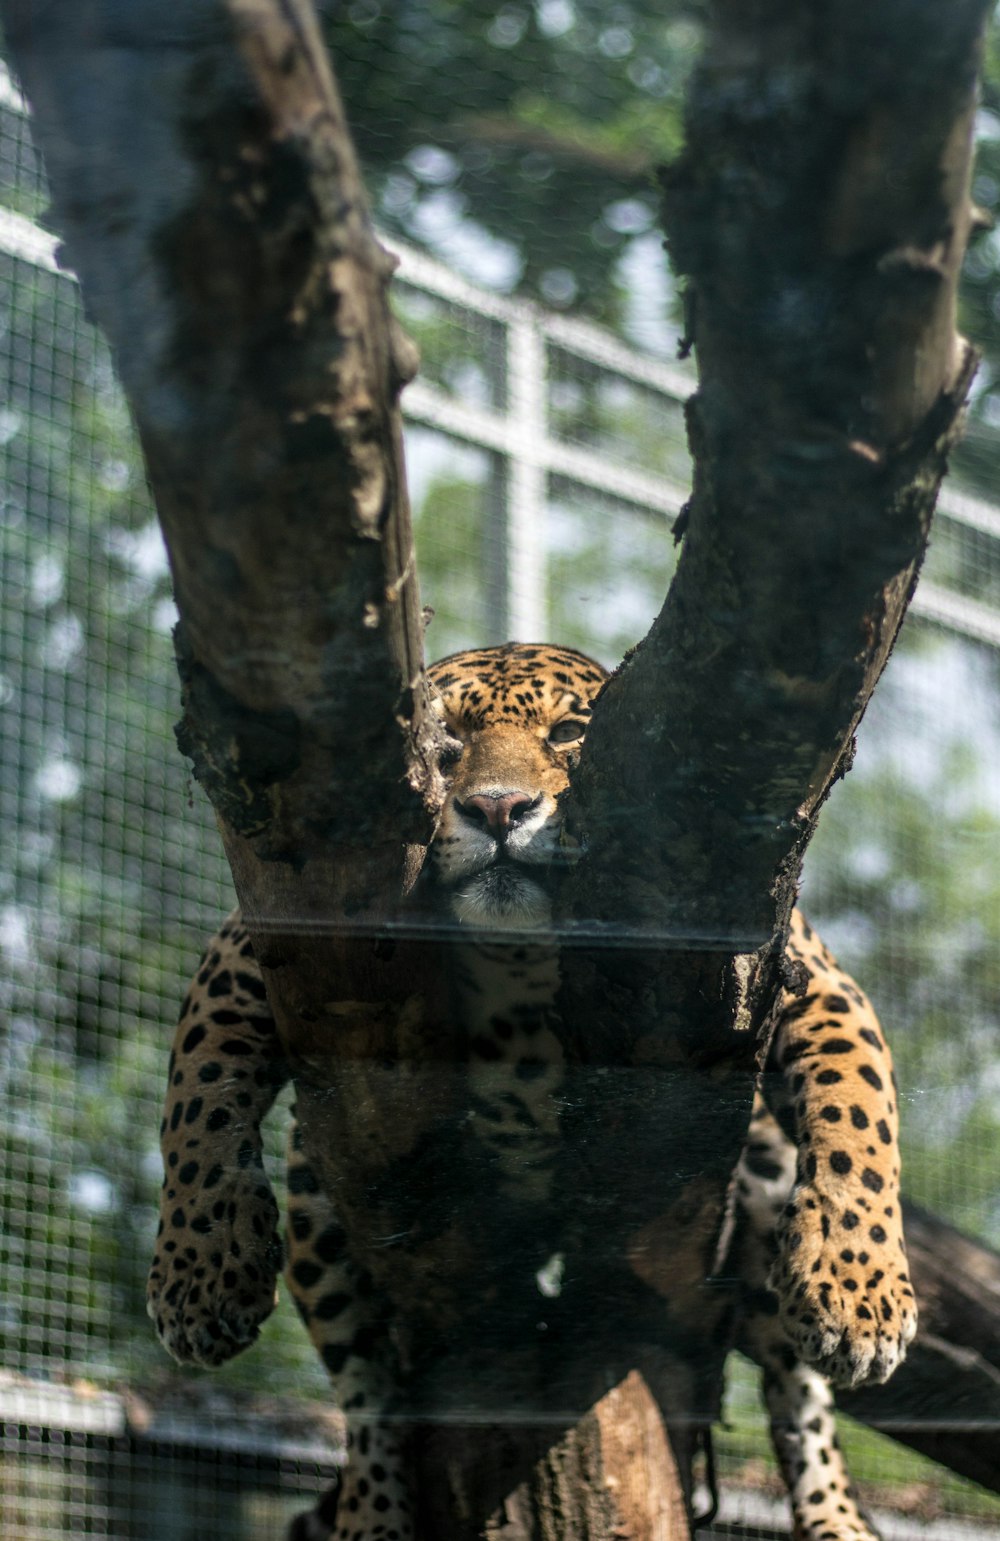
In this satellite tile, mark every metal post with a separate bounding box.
[505,311,548,643]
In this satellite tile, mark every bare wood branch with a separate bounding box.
[415,1374,691,1541]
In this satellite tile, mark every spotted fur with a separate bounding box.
[148,643,914,1540]
[761,916,916,1392]
[735,1095,881,1541]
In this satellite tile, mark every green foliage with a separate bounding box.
[545,484,675,662]
[327,0,1000,421]
[548,353,689,477]
[326,0,698,322]
[414,460,493,654]
[956,26,1000,485]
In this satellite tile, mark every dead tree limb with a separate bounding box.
[2,0,993,1535]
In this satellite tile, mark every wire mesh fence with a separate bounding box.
[2,38,1000,1541]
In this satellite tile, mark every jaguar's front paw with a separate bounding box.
[770,1182,917,1388]
[147,1170,282,1367]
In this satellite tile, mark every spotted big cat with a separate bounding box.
[148,642,915,1541]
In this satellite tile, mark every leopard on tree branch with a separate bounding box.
[147,643,915,1541]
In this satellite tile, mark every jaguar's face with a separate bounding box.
[427,643,608,928]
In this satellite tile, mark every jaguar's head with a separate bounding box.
[427,643,608,928]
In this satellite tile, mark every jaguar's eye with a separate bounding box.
[438,735,464,770]
[548,719,587,745]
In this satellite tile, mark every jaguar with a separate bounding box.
[147,642,916,1541]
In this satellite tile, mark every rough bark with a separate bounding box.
[417,1374,691,1541]
[2,0,993,1537]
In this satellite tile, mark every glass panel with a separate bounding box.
[924,509,1000,609]
[547,344,690,484]
[545,477,675,663]
[406,425,502,656]
[393,283,505,409]
[4,30,1000,1534]
[803,624,1000,1243]
[0,97,46,219]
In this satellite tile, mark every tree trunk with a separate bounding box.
[1,0,991,1535]
[416,1374,692,1541]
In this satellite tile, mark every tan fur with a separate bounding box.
[148,643,912,1541]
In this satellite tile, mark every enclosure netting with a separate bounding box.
[2,30,1000,1541]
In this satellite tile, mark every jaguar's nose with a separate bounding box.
[458,792,538,833]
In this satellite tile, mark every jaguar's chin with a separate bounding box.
[449,865,552,930]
